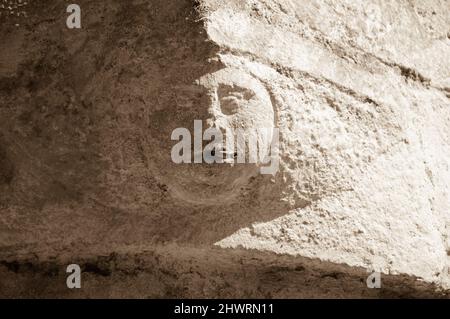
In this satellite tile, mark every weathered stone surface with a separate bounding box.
[203,0,450,287]
[0,0,449,297]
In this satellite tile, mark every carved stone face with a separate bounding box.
[198,67,274,139]
[161,67,275,205]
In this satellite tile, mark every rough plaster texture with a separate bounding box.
[0,0,449,298]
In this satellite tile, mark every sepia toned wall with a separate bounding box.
[0,0,449,298]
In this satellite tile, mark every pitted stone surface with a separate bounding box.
[0,0,449,297]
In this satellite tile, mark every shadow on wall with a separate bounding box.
[0,0,295,249]
[0,244,448,298]
[0,140,14,187]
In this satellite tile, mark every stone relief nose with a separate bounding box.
[205,90,229,131]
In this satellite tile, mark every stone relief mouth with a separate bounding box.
[192,143,235,165]
[204,143,236,161]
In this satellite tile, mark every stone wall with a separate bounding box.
[0,0,449,298]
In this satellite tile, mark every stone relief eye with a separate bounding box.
[218,85,256,115]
